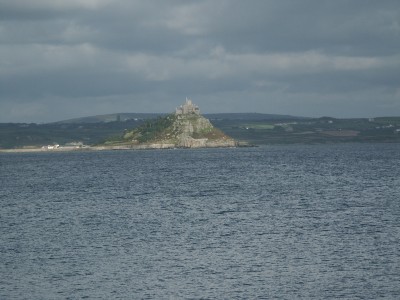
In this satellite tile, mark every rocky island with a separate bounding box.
[100,99,237,149]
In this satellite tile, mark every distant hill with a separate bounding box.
[55,113,165,124]
[205,113,308,121]
[55,112,306,124]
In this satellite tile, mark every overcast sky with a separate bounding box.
[1,0,399,122]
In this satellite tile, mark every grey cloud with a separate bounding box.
[0,0,399,122]
[204,1,400,55]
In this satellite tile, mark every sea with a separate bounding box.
[1,143,399,299]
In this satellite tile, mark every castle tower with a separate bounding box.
[175,98,200,115]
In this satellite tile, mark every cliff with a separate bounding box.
[103,100,237,149]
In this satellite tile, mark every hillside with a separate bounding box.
[55,113,164,124]
[212,116,400,144]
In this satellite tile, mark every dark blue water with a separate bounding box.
[1,144,399,299]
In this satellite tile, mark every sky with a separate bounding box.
[1,0,400,123]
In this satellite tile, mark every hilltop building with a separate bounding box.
[175,98,200,115]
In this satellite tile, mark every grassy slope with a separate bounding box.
[103,114,176,145]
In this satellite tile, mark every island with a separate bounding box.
[98,98,238,149]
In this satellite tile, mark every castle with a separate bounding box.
[175,98,200,115]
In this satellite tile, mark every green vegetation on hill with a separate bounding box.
[103,114,177,145]
[134,115,177,143]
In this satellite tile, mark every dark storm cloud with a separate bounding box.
[0,0,399,122]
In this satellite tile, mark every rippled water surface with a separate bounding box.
[1,144,400,299]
